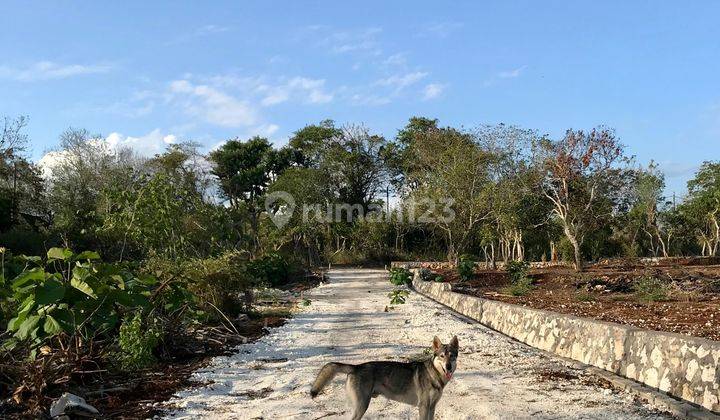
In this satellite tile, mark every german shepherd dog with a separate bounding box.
[310,336,459,420]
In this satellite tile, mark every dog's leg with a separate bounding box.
[345,374,371,420]
[418,401,437,420]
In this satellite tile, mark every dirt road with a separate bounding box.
[164,269,669,419]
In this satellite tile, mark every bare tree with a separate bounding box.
[539,128,627,270]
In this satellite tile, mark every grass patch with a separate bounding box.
[634,276,669,302]
[502,277,533,296]
[576,291,596,302]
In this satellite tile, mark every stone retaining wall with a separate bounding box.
[390,260,572,270]
[410,273,720,413]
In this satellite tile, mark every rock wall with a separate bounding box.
[411,274,720,413]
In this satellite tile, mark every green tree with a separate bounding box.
[210,137,289,252]
[682,161,720,256]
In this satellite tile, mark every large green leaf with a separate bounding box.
[47,247,73,261]
[35,278,65,305]
[43,315,63,335]
[75,251,101,260]
[12,268,45,289]
[70,277,97,298]
[15,315,40,340]
[51,308,76,333]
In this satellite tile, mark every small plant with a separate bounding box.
[389,268,412,286]
[502,277,533,296]
[634,276,669,302]
[457,255,476,282]
[301,298,312,306]
[576,291,596,302]
[117,313,161,370]
[388,289,409,305]
[506,260,530,283]
[434,275,445,282]
[418,268,434,282]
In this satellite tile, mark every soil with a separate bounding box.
[442,263,720,341]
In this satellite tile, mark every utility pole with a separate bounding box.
[386,185,390,215]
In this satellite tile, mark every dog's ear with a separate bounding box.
[449,335,459,350]
[432,336,442,352]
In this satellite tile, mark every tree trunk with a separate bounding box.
[564,230,583,271]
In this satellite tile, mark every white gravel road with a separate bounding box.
[163,269,671,419]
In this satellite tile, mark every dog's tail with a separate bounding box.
[310,362,355,398]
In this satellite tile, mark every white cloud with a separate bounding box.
[375,71,428,91]
[38,129,179,178]
[498,65,527,79]
[419,22,464,38]
[319,27,383,55]
[195,24,230,36]
[258,77,333,106]
[382,53,407,67]
[0,61,112,81]
[422,83,445,100]
[168,79,258,127]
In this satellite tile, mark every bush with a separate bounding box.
[388,289,409,305]
[418,268,434,282]
[576,291,596,302]
[506,260,530,283]
[634,276,669,302]
[117,313,161,370]
[503,260,533,296]
[247,253,290,288]
[457,255,476,281]
[389,268,412,286]
[2,247,152,350]
[434,274,445,282]
[502,277,533,296]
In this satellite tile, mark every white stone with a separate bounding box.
[650,347,663,368]
[645,368,659,388]
[686,359,699,382]
[701,366,715,383]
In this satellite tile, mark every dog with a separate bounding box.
[310,336,459,420]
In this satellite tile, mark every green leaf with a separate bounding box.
[71,277,97,298]
[111,274,125,290]
[15,315,41,340]
[52,308,75,333]
[12,268,45,289]
[47,247,73,261]
[35,278,65,305]
[75,251,101,260]
[43,315,63,335]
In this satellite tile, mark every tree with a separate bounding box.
[682,161,720,256]
[209,137,289,252]
[288,119,341,168]
[539,128,628,270]
[46,128,140,248]
[384,117,439,194]
[321,124,388,214]
[407,127,495,262]
[0,116,47,232]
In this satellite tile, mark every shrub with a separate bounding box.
[576,291,596,302]
[457,255,476,281]
[117,313,161,370]
[418,268,434,282]
[247,253,290,288]
[506,260,530,283]
[388,289,409,305]
[502,277,533,296]
[3,247,152,350]
[434,275,445,282]
[389,268,412,286]
[634,276,669,302]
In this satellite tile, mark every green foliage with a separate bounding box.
[388,289,409,305]
[247,253,290,288]
[3,247,151,350]
[506,260,530,283]
[457,255,476,281]
[502,277,533,296]
[434,275,445,282]
[117,313,161,370]
[418,268,434,282]
[389,267,412,286]
[634,277,669,302]
[576,291,596,302]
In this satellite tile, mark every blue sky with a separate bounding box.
[1,1,719,196]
